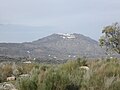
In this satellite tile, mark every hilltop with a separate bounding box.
[0,33,105,60]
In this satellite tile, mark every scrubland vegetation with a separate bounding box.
[1,58,120,90]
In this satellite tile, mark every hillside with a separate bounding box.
[0,33,105,59]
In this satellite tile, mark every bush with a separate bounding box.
[16,67,39,90]
[41,68,71,90]
[0,64,13,82]
[15,58,120,90]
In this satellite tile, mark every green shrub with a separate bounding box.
[17,76,38,90]
[15,58,120,90]
[16,67,39,90]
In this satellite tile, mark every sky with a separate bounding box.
[0,0,120,43]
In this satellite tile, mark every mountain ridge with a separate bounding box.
[0,33,105,59]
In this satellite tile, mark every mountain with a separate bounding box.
[0,33,105,59]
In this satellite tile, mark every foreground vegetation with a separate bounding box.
[1,58,120,90]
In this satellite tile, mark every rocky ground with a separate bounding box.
[0,82,17,90]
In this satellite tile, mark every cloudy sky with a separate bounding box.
[0,0,120,42]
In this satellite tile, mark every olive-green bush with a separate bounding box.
[2,58,120,90]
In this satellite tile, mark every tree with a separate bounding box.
[99,22,120,55]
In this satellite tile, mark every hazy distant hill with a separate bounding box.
[0,33,105,59]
